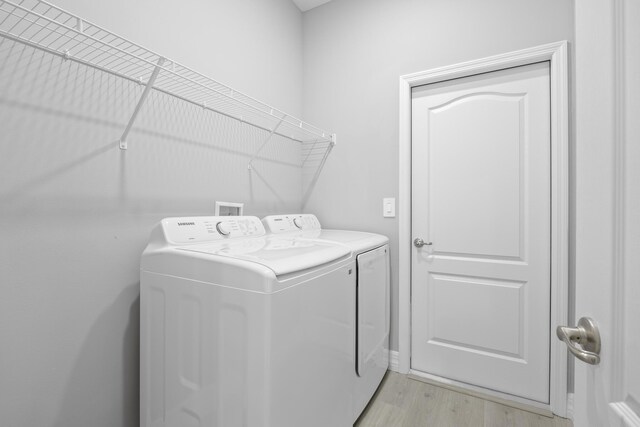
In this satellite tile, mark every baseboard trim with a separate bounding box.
[389,350,400,373]
[408,369,553,418]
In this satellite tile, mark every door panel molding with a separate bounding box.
[398,41,569,416]
[425,89,527,260]
[426,273,526,359]
[429,91,526,112]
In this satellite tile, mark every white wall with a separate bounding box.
[0,1,302,426]
[301,0,575,352]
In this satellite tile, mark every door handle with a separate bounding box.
[556,317,601,365]
[414,238,432,248]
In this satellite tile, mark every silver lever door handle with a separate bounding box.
[556,317,601,365]
[414,238,432,248]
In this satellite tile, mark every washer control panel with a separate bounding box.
[160,216,265,244]
[262,214,321,234]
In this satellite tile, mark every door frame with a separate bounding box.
[397,41,570,416]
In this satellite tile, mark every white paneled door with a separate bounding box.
[411,62,551,403]
[573,0,640,425]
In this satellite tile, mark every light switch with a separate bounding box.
[383,197,395,218]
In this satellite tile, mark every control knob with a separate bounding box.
[216,221,231,236]
[293,217,304,229]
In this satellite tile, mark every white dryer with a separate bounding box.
[261,214,390,423]
[140,216,356,427]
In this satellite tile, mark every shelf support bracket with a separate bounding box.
[302,140,335,208]
[118,57,165,150]
[247,117,285,170]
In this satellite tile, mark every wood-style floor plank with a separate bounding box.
[355,372,573,427]
[484,401,558,427]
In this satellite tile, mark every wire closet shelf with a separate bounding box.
[0,0,336,149]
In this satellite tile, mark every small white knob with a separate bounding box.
[293,217,303,229]
[216,221,231,236]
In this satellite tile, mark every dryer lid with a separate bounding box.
[177,236,351,276]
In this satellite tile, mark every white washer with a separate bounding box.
[140,216,356,427]
[262,214,390,423]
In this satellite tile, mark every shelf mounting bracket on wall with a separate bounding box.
[247,117,285,170]
[118,57,166,150]
[302,137,335,208]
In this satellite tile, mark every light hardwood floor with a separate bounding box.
[355,372,573,427]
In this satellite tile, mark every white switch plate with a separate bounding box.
[383,197,395,218]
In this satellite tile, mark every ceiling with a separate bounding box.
[292,0,333,12]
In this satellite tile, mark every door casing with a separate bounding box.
[397,41,570,417]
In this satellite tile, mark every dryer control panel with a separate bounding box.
[158,216,265,245]
[262,214,321,233]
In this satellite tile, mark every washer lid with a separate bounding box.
[306,230,389,252]
[177,236,351,276]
